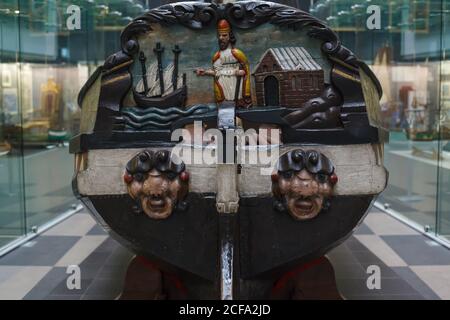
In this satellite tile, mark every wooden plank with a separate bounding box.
[75,143,387,197]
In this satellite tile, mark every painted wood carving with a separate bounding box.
[71,0,388,299]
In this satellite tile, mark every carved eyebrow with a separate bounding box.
[126,150,185,174]
[276,149,334,175]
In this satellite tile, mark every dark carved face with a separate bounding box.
[124,150,189,219]
[218,31,230,50]
[272,150,337,221]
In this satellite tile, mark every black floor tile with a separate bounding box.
[77,262,104,280]
[332,262,367,279]
[351,249,384,265]
[345,237,370,251]
[83,278,123,298]
[96,264,129,280]
[359,262,399,279]
[391,267,441,300]
[0,236,80,266]
[381,235,450,266]
[50,278,93,295]
[353,223,374,235]
[81,251,112,266]
[23,267,67,300]
[336,277,419,297]
[94,237,120,253]
[87,224,107,236]
[104,247,134,267]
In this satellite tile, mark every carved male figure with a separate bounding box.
[195,19,252,108]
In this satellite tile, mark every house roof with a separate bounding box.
[255,47,322,72]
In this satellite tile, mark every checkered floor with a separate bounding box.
[0,206,449,300]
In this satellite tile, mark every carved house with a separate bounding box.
[253,47,324,107]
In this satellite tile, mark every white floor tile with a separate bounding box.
[44,213,96,237]
[0,266,51,300]
[355,235,408,267]
[363,213,419,236]
[410,265,450,300]
[55,235,108,267]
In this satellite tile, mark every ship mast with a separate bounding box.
[139,51,149,94]
[172,45,181,90]
[154,42,165,96]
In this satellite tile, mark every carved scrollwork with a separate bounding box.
[119,0,381,98]
[172,3,218,28]
[121,2,219,50]
[120,1,332,45]
[122,1,331,37]
[225,1,281,29]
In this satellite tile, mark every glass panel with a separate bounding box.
[311,0,443,232]
[14,0,148,230]
[0,0,27,247]
[16,0,81,228]
[437,1,450,240]
[1,0,153,248]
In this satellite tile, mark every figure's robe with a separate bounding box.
[212,46,252,107]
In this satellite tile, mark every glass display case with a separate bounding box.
[0,0,149,252]
[311,0,449,242]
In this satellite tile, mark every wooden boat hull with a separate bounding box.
[132,86,187,108]
[80,193,374,298]
[73,143,387,298]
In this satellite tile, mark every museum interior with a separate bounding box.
[0,0,449,300]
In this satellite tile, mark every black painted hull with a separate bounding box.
[81,193,375,299]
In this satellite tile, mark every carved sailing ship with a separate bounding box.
[133,43,187,108]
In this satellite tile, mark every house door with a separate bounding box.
[264,76,279,106]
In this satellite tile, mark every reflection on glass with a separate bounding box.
[311,0,447,238]
[0,1,27,248]
[437,4,450,241]
[0,0,152,249]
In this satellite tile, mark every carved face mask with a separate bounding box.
[272,149,338,221]
[124,150,189,219]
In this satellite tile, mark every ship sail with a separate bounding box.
[135,62,184,97]
[135,61,157,94]
[162,63,184,97]
[161,63,174,97]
